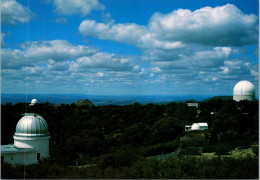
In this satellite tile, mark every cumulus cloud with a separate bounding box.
[47,62,70,71]
[51,0,105,16]
[79,4,258,49]
[1,0,32,25]
[149,4,258,46]
[79,20,185,51]
[2,40,98,69]
[191,47,231,68]
[71,52,136,71]
[23,40,98,61]
[79,20,147,46]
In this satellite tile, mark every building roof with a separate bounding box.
[1,144,38,154]
[198,123,208,126]
[29,99,38,106]
[191,123,200,130]
[233,80,255,95]
[14,113,49,137]
[186,103,199,108]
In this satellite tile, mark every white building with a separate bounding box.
[185,122,208,131]
[233,80,255,101]
[1,100,50,165]
[186,103,199,108]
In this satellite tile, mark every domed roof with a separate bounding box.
[233,80,255,95]
[191,123,200,130]
[31,99,38,105]
[14,113,49,137]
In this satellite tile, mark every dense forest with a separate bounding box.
[1,99,259,178]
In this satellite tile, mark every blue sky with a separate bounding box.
[1,0,259,96]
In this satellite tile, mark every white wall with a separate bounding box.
[233,95,255,101]
[14,136,50,158]
[3,152,37,165]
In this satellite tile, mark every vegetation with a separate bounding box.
[1,99,259,178]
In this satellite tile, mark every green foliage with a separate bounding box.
[74,99,94,107]
[202,143,232,155]
[180,131,208,147]
[151,117,183,144]
[1,99,259,179]
[179,146,201,155]
[252,145,258,155]
[139,140,179,156]
[97,147,140,168]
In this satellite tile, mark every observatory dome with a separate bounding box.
[31,99,38,105]
[14,113,49,137]
[191,123,200,130]
[233,80,255,101]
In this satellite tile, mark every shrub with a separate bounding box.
[179,146,201,155]
[203,144,232,155]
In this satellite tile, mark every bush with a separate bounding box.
[252,145,258,155]
[139,141,179,157]
[203,143,232,155]
[179,146,201,155]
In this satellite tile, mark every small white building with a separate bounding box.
[1,99,50,165]
[185,122,208,131]
[186,103,199,108]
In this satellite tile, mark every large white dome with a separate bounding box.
[14,113,49,137]
[233,80,255,101]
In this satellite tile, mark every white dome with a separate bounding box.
[31,99,38,104]
[233,81,255,101]
[191,123,200,130]
[14,113,49,137]
[233,81,255,95]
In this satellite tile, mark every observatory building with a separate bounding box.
[1,99,50,165]
[233,80,255,101]
[185,123,208,131]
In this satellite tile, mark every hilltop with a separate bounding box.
[74,99,95,107]
[202,96,233,102]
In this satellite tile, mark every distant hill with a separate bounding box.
[202,96,233,102]
[74,99,95,107]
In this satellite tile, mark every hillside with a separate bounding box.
[1,99,258,179]
[74,99,95,107]
[202,96,233,102]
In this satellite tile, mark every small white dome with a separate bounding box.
[191,123,200,130]
[14,113,49,137]
[31,99,38,105]
[233,81,255,95]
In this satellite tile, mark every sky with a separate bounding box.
[1,0,259,96]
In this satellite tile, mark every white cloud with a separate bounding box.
[191,47,231,68]
[23,40,98,61]
[71,52,136,71]
[1,0,31,25]
[79,20,147,46]
[149,4,258,46]
[52,0,105,16]
[96,72,104,77]
[47,62,70,71]
[55,17,68,24]
[79,4,258,49]
[2,40,98,69]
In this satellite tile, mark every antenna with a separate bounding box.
[24,0,30,178]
